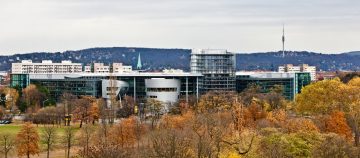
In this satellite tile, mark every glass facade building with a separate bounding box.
[10,73,201,103]
[190,49,236,92]
[235,72,311,100]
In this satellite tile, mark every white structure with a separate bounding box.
[278,64,316,81]
[162,69,184,74]
[101,79,129,99]
[84,63,132,73]
[0,72,7,85]
[113,63,132,73]
[145,78,181,111]
[12,60,82,74]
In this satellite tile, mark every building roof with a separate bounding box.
[236,71,307,79]
[191,49,229,55]
[24,72,203,80]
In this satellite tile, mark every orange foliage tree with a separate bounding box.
[323,111,352,140]
[16,122,40,158]
[110,116,143,148]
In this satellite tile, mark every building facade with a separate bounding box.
[12,60,83,74]
[84,63,132,73]
[236,72,311,100]
[190,49,236,92]
[278,64,316,81]
[10,71,202,103]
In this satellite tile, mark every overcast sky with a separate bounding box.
[0,0,359,55]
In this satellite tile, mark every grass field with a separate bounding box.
[0,123,80,137]
[0,123,81,158]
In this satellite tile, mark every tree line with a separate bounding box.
[0,77,360,157]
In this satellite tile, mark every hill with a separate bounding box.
[0,47,359,71]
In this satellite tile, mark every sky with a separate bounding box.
[0,0,359,55]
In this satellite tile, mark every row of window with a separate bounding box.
[146,87,177,92]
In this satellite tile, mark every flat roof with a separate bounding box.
[19,72,202,80]
[236,71,304,79]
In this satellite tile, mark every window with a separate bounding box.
[149,96,157,98]
[106,87,119,91]
[146,87,177,92]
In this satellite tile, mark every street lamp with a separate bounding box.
[42,99,49,107]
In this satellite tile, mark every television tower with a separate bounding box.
[282,24,285,58]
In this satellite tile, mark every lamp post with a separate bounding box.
[42,99,49,107]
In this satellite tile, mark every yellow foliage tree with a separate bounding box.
[196,91,237,113]
[295,79,346,114]
[284,118,319,133]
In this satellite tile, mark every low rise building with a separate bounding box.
[236,71,311,100]
[84,63,132,73]
[12,60,82,74]
[278,64,316,81]
[10,71,202,104]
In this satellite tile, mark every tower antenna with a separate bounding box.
[282,24,285,58]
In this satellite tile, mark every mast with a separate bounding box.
[282,24,285,58]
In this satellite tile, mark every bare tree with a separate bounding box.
[61,93,77,126]
[146,99,164,129]
[63,126,76,158]
[78,124,95,157]
[0,133,15,158]
[41,126,57,158]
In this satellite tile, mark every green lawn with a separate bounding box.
[0,124,80,137]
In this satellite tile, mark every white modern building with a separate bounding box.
[12,60,83,74]
[278,64,316,81]
[145,78,181,111]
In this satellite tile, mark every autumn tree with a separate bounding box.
[0,106,4,119]
[3,87,19,112]
[32,106,59,125]
[41,126,57,158]
[149,129,194,158]
[313,133,358,158]
[259,130,322,158]
[87,123,131,158]
[321,111,352,139]
[284,118,319,133]
[22,84,45,113]
[89,100,100,124]
[344,77,360,146]
[0,133,15,158]
[117,96,135,118]
[110,117,138,148]
[295,79,346,115]
[146,99,164,129]
[196,91,236,113]
[266,109,287,128]
[263,85,288,110]
[72,96,95,128]
[295,78,360,145]
[16,122,40,158]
